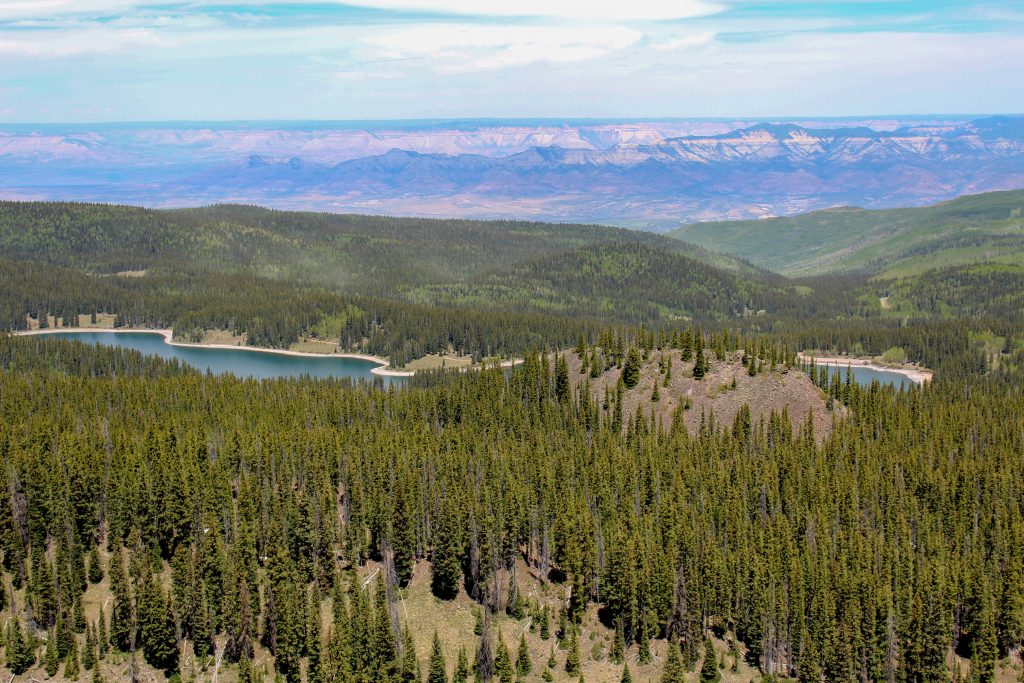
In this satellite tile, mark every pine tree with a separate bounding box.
[565,631,580,675]
[540,606,551,640]
[973,583,998,683]
[700,639,720,683]
[88,546,104,584]
[610,623,625,664]
[97,610,108,659]
[108,547,134,652]
[82,623,97,670]
[64,638,81,681]
[137,567,179,674]
[391,485,416,588]
[495,635,514,683]
[400,625,419,683]
[428,632,448,683]
[516,633,532,676]
[5,618,36,675]
[431,498,462,600]
[476,611,496,682]
[661,640,686,683]
[453,645,470,683]
[693,329,707,380]
[620,664,633,683]
[307,589,324,683]
[555,354,571,403]
[622,347,642,389]
[46,632,62,676]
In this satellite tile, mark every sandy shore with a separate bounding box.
[797,352,932,383]
[13,327,414,377]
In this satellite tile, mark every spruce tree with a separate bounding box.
[622,347,642,389]
[661,640,686,683]
[64,639,81,681]
[45,632,62,676]
[428,632,448,683]
[476,611,496,682]
[137,568,179,674]
[87,546,104,584]
[5,618,36,675]
[495,635,514,683]
[565,631,580,675]
[700,638,720,683]
[391,485,416,588]
[516,633,532,676]
[453,645,470,683]
[108,547,134,652]
[431,498,462,600]
[555,354,571,403]
[620,664,633,683]
[83,623,97,670]
[693,329,707,380]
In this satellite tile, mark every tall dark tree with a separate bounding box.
[427,632,448,683]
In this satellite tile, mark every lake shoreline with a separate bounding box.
[12,327,416,377]
[796,352,932,384]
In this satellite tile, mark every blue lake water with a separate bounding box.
[38,331,405,384]
[815,362,917,389]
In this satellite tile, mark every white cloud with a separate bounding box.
[650,31,715,51]
[363,24,642,72]
[0,25,167,56]
[340,0,724,21]
[0,0,725,21]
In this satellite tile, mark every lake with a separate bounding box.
[815,362,917,389]
[38,331,406,384]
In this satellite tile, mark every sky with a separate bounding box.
[1,0,1023,122]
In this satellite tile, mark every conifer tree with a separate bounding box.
[620,664,633,683]
[97,611,108,659]
[391,485,416,588]
[431,498,462,600]
[87,546,104,584]
[973,584,998,683]
[453,645,470,683]
[555,354,571,403]
[622,347,642,389]
[565,630,580,675]
[64,638,81,681]
[46,632,62,676]
[400,625,419,683]
[108,547,134,652]
[5,618,36,675]
[477,611,496,682]
[307,589,324,683]
[495,634,514,683]
[516,632,532,676]
[693,329,707,380]
[428,632,448,683]
[83,623,97,670]
[661,640,686,683]
[700,639,720,683]
[136,566,179,674]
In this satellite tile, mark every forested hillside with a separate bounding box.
[0,328,1022,682]
[668,190,1024,277]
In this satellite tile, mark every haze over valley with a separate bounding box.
[5,115,1024,228]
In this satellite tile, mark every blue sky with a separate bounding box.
[1,1,1022,122]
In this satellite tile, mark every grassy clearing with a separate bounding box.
[289,338,340,354]
[403,354,474,372]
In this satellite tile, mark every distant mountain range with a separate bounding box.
[3,116,1024,228]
